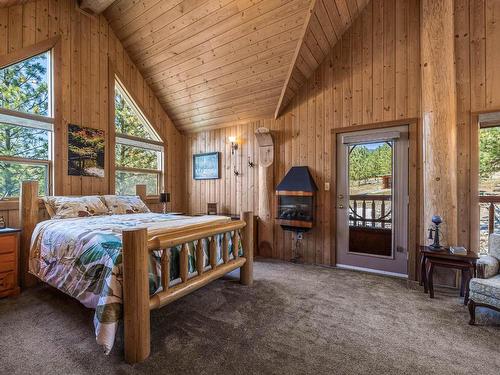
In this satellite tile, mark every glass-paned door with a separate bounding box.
[336,126,409,276]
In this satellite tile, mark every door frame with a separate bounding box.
[330,118,420,281]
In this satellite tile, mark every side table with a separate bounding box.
[419,246,478,305]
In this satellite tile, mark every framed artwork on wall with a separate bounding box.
[68,124,105,177]
[193,152,220,180]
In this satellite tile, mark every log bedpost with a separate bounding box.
[122,227,150,364]
[240,211,254,286]
[19,180,40,289]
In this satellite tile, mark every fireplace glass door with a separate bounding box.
[336,126,409,276]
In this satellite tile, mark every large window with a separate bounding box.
[0,51,53,198]
[114,79,163,196]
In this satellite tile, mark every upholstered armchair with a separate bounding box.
[468,233,500,324]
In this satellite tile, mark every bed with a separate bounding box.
[19,181,254,364]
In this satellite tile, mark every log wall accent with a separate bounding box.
[0,0,186,228]
[421,0,458,246]
[186,0,421,266]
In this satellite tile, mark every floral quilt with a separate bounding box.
[29,213,241,354]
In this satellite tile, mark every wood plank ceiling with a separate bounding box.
[104,0,370,132]
[275,0,371,117]
[2,0,370,132]
[104,0,312,132]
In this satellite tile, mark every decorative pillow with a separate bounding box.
[43,196,109,219]
[101,195,150,215]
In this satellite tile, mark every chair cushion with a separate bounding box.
[470,275,500,299]
[489,233,500,260]
[470,291,500,310]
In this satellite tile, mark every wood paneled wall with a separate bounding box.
[454,0,500,248]
[187,0,500,267]
[0,0,185,228]
[187,0,420,265]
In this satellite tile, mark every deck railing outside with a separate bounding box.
[349,194,392,229]
[479,195,500,254]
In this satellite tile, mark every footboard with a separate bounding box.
[122,211,254,364]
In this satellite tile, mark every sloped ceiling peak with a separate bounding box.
[275,0,371,118]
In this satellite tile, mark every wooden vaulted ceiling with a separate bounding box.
[1,0,370,132]
[104,0,311,132]
[104,0,370,132]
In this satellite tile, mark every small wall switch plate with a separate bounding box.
[325,182,330,191]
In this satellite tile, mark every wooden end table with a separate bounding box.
[419,246,478,305]
[0,228,21,298]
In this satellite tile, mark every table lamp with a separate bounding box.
[159,192,170,214]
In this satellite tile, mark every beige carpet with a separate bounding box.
[0,259,499,375]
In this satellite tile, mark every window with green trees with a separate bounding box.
[479,126,500,194]
[115,80,163,196]
[478,125,500,253]
[0,51,53,198]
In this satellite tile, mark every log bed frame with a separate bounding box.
[19,180,254,364]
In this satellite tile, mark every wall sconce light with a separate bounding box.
[228,136,238,155]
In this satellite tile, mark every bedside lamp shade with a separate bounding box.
[159,192,170,203]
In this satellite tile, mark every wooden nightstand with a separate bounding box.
[0,228,21,298]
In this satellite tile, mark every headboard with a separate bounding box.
[19,180,149,289]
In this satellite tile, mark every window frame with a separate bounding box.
[113,76,165,197]
[0,49,55,199]
[471,112,500,254]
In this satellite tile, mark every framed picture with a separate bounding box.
[193,152,220,180]
[68,124,105,177]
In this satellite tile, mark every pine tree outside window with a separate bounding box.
[0,51,53,198]
[115,79,164,196]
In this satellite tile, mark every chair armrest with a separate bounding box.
[477,255,499,279]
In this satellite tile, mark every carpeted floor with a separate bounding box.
[0,259,499,375]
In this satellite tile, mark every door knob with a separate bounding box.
[338,204,344,209]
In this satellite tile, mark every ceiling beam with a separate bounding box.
[274,0,371,119]
[274,0,318,119]
[79,0,115,15]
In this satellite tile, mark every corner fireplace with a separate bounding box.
[275,166,318,231]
